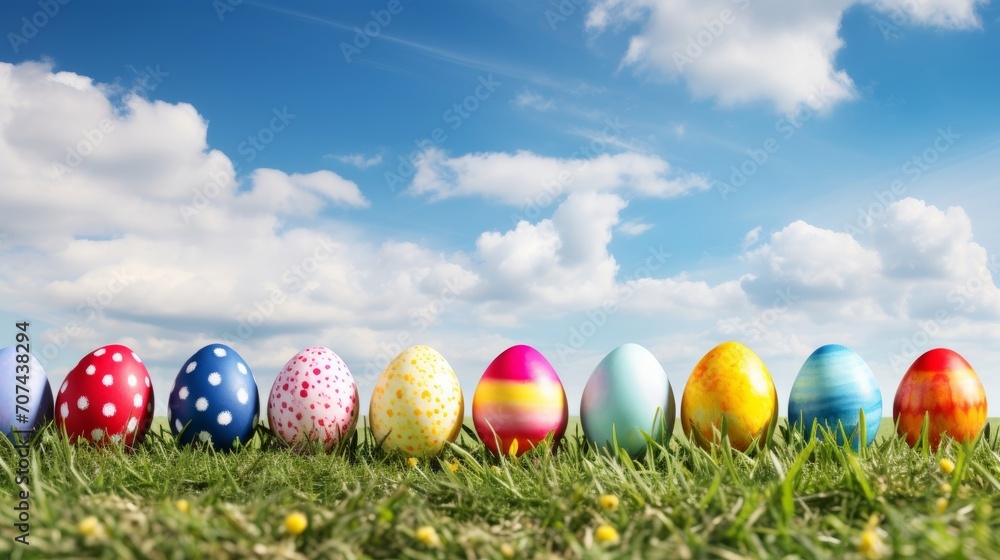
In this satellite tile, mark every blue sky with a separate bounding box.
[2,0,1000,417]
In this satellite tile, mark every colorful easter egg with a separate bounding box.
[369,345,464,458]
[168,344,260,451]
[580,343,675,457]
[473,344,568,457]
[0,347,54,440]
[893,348,987,450]
[681,341,777,451]
[788,344,882,447]
[267,346,359,451]
[55,344,155,447]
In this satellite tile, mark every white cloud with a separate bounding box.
[239,168,370,214]
[512,90,554,111]
[742,226,762,250]
[326,151,383,169]
[408,147,710,205]
[587,0,985,113]
[619,219,654,237]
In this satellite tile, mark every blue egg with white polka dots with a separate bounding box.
[167,343,259,451]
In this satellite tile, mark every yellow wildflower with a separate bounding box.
[858,514,887,559]
[175,499,190,514]
[500,543,515,557]
[407,457,419,468]
[595,524,620,545]
[599,494,620,512]
[939,458,955,475]
[416,525,441,547]
[940,483,952,495]
[77,516,107,540]
[284,512,308,535]
[936,497,948,514]
[447,460,460,472]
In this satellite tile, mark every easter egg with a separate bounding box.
[473,344,568,457]
[788,344,882,447]
[893,348,987,450]
[267,346,359,451]
[168,344,260,451]
[0,347,54,440]
[369,345,464,458]
[55,344,154,447]
[580,343,675,457]
[681,341,777,451]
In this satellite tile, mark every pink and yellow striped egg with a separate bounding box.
[472,344,568,457]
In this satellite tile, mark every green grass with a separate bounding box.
[1,418,999,559]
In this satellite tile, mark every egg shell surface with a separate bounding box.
[267,346,359,451]
[55,344,155,447]
[369,345,464,458]
[681,341,777,451]
[788,344,882,447]
[580,343,675,457]
[0,347,54,440]
[893,348,987,450]
[473,344,568,457]
[168,344,259,451]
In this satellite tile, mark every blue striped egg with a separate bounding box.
[788,344,882,447]
[0,347,54,440]
[168,344,259,451]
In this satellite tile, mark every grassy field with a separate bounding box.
[1,418,999,559]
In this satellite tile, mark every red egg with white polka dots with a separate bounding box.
[55,344,154,447]
[267,346,359,451]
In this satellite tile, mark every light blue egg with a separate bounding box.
[580,343,675,457]
[788,344,882,447]
[0,346,54,440]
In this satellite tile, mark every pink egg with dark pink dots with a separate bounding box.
[267,346,359,451]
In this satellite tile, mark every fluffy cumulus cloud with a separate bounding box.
[408,147,710,205]
[587,0,986,113]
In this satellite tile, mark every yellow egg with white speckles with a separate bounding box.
[369,345,464,458]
